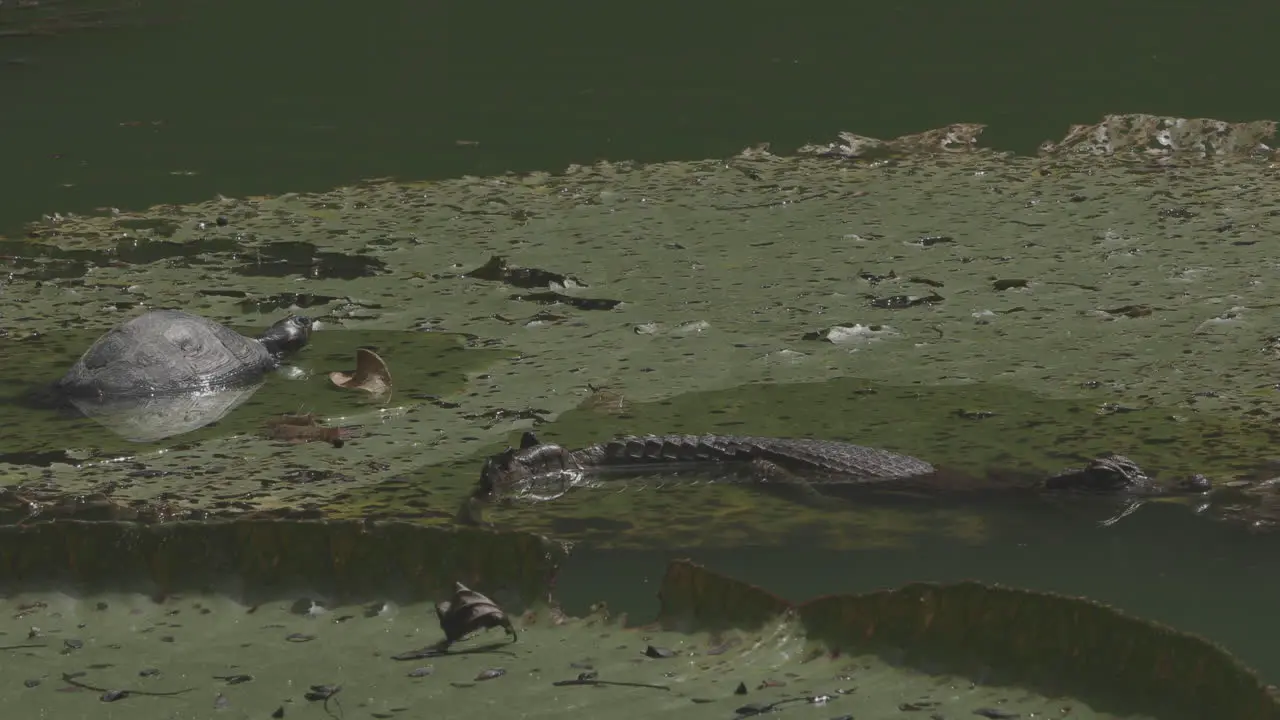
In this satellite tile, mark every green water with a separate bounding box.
[4,0,1280,233]
[561,504,1280,680]
[4,0,1280,710]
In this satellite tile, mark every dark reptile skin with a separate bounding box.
[475,433,1182,502]
[573,434,936,479]
[480,434,938,497]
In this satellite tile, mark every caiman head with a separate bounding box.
[475,432,581,501]
[1044,453,1212,494]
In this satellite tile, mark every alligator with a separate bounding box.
[470,432,1212,519]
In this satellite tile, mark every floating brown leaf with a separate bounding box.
[435,582,517,648]
[329,348,393,401]
[263,413,350,448]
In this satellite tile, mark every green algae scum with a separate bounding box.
[0,520,1277,719]
[5,114,1280,717]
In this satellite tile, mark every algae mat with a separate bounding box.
[0,595,1168,720]
[0,520,1276,720]
[3,114,1280,525]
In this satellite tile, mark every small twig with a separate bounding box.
[60,672,194,700]
[735,695,820,716]
[552,678,670,691]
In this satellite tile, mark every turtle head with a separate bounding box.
[259,315,314,358]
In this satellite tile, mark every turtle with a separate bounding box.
[56,310,313,399]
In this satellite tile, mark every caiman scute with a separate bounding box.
[475,432,1210,503]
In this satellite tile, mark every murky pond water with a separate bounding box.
[562,503,1280,680]
[5,1,1280,715]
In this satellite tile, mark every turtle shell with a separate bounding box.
[57,310,279,398]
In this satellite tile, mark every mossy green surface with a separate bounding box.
[0,520,1274,720]
[4,116,1280,532]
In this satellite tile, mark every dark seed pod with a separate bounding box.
[435,582,517,647]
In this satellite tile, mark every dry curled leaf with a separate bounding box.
[435,582,517,648]
[329,348,393,401]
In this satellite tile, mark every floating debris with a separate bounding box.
[992,278,1029,291]
[305,683,341,701]
[328,347,394,402]
[798,124,984,159]
[304,683,343,716]
[867,292,944,309]
[510,291,622,311]
[1100,304,1154,319]
[263,413,351,448]
[973,709,1020,719]
[801,323,898,346]
[552,671,670,691]
[60,672,195,701]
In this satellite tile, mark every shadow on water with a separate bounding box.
[0,235,386,282]
[0,323,504,463]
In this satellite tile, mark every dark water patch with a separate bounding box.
[509,291,622,311]
[558,503,1280,685]
[0,449,79,467]
[457,255,586,289]
[0,235,383,280]
[231,240,385,280]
